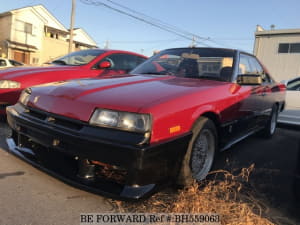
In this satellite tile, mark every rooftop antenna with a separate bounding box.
[270,24,275,30]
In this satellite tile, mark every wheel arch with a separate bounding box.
[277,101,285,112]
[191,111,222,148]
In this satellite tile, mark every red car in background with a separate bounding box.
[6,48,285,200]
[0,49,147,114]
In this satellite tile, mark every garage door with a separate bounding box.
[13,50,30,64]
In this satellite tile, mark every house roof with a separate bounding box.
[0,5,97,48]
[0,5,68,32]
[7,40,38,52]
[255,28,300,37]
[72,28,98,47]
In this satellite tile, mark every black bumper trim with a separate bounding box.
[6,104,192,199]
[6,138,156,200]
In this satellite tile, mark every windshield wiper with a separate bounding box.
[139,71,169,75]
[51,60,67,65]
[198,76,223,81]
[140,72,166,75]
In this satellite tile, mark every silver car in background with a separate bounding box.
[278,77,300,126]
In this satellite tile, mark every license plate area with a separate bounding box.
[17,126,60,149]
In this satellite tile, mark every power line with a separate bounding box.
[80,0,211,47]
[108,39,181,44]
[103,0,242,48]
[104,0,208,41]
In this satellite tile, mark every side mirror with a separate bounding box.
[237,74,262,85]
[280,80,288,86]
[98,61,112,69]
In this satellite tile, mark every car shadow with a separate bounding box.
[212,127,300,222]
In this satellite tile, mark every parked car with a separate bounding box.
[6,47,285,199]
[278,76,300,126]
[0,58,24,68]
[0,49,147,115]
[295,139,300,201]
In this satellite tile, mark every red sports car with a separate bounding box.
[0,49,147,115]
[6,48,285,200]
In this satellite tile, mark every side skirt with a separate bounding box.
[220,126,263,151]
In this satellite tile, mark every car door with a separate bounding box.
[248,56,275,124]
[223,54,263,143]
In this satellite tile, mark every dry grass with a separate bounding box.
[110,164,295,225]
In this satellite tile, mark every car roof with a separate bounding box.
[83,48,146,56]
[164,47,237,52]
[162,47,256,56]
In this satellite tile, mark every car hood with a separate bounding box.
[0,65,81,80]
[29,74,227,121]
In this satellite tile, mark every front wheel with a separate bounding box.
[177,117,217,186]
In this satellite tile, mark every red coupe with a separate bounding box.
[6,48,285,199]
[0,49,147,114]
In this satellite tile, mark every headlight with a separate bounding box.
[90,109,151,133]
[19,88,31,106]
[0,80,21,88]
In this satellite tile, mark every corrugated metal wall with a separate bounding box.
[254,33,300,81]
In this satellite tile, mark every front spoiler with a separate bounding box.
[6,137,157,200]
[6,104,192,200]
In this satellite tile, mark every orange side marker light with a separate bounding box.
[169,125,181,134]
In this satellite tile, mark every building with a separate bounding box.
[254,25,300,81]
[0,5,97,65]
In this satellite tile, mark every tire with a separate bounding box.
[177,117,217,186]
[260,104,279,138]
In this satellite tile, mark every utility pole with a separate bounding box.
[104,40,110,49]
[190,36,196,48]
[68,0,76,53]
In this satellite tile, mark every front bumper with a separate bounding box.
[6,104,191,200]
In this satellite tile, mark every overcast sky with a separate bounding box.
[2,0,300,56]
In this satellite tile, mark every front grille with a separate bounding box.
[95,165,127,184]
[24,107,84,131]
[27,109,47,120]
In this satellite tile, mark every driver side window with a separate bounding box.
[249,56,270,83]
[238,54,254,74]
[239,54,270,83]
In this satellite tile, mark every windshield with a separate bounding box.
[51,49,106,66]
[130,48,235,82]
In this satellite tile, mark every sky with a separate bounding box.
[1,0,300,56]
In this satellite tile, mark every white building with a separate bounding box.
[254,25,300,81]
[0,5,97,65]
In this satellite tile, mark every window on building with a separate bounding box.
[24,22,32,34]
[290,43,300,53]
[32,58,39,64]
[15,20,32,34]
[278,43,300,53]
[278,43,289,53]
